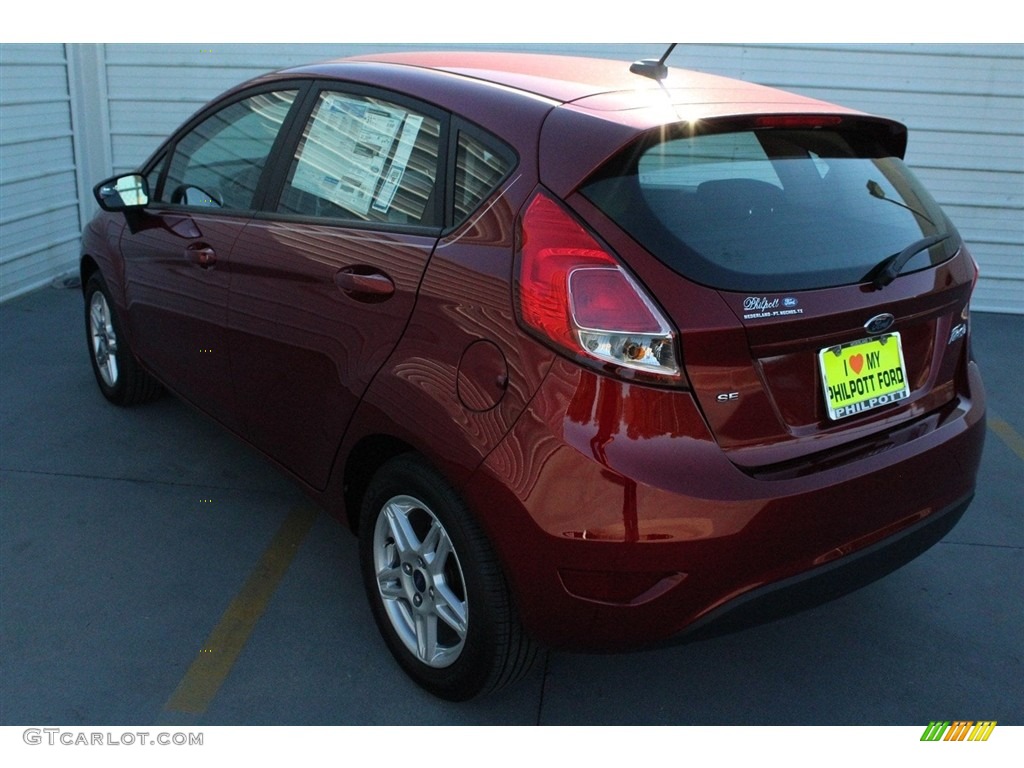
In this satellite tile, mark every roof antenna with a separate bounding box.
[629,43,677,81]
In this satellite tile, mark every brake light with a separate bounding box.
[515,192,681,384]
[754,115,844,129]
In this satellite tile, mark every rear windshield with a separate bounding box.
[582,127,959,292]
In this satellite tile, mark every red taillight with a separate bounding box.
[569,268,665,333]
[515,192,681,383]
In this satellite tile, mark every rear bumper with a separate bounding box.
[464,359,986,651]
[675,491,972,644]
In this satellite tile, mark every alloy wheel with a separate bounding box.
[371,494,468,668]
[89,290,119,388]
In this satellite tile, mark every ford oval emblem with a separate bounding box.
[864,313,895,335]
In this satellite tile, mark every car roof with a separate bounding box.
[284,51,863,123]
[271,52,906,194]
[345,51,680,103]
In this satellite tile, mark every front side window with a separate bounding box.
[157,89,298,210]
[276,91,441,227]
[584,126,959,291]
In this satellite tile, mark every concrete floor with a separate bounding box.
[1,284,1021,725]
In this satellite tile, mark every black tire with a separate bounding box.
[359,454,538,700]
[84,273,162,406]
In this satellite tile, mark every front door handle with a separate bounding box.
[185,243,217,269]
[334,267,395,300]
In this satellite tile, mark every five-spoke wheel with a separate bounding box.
[83,273,161,405]
[88,288,120,389]
[360,455,538,700]
[372,494,469,668]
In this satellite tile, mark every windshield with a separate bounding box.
[582,127,959,292]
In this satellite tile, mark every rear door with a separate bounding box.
[228,86,446,489]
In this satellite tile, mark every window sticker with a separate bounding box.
[291,93,409,216]
[373,114,423,213]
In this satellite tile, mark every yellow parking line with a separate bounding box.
[989,416,1024,463]
[163,506,318,715]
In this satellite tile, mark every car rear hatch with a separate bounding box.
[575,113,976,471]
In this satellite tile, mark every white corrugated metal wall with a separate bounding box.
[0,44,84,299]
[2,43,1021,312]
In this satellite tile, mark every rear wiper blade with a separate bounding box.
[870,234,951,289]
[866,179,934,226]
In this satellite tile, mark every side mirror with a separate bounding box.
[94,174,149,211]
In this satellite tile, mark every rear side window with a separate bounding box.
[454,131,513,224]
[583,127,959,291]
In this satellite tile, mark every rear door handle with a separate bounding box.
[334,267,395,299]
[185,243,217,269]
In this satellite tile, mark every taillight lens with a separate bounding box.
[515,191,681,384]
[964,254,979,321]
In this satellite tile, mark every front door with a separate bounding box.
[121,88,300,431]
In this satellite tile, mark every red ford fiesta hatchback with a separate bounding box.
[82,52,986,700]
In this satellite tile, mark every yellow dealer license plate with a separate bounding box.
[818,333,910,420]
